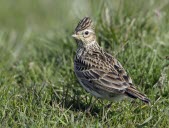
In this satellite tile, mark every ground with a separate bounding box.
[0,0,169,127]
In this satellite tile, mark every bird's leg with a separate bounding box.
[102,102,113,121]
[85,98,98,113]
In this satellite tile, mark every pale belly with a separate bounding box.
[77,76,103,98]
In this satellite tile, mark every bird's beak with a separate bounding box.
[72,34,80,39]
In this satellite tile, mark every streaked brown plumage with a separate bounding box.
[72,17,150,104]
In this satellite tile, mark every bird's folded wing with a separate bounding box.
[75,50,132,91]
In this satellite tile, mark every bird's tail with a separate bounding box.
[125,85,150,104]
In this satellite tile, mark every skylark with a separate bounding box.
[72,17,150,110]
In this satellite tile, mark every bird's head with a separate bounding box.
[72,17,97,47]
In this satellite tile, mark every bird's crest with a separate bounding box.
[75,17,94,32]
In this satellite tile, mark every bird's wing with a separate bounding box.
[74,50,132,93]
[104,52,133,84]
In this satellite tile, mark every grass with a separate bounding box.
[0,0,169,127]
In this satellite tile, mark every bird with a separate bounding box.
[72,17,150,111]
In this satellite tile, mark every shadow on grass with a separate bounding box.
[49,84,104,116]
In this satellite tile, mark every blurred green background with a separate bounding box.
[0,0,169,127]
[0,0,103,31]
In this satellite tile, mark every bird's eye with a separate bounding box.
[84,31,89,35]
